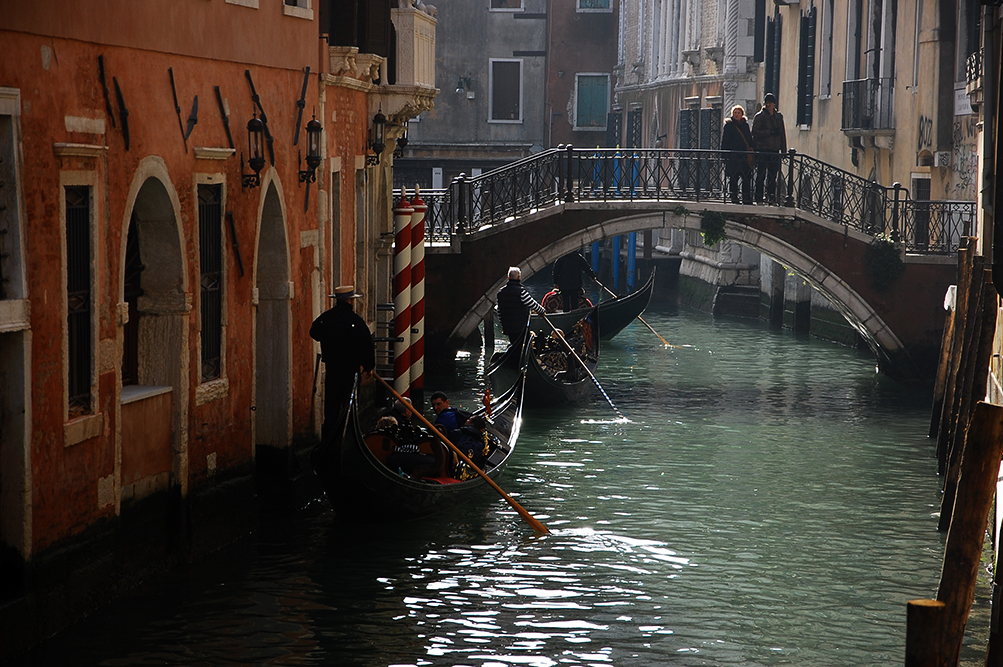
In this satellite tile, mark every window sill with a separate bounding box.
[487,119,524,124]
[121,384,172,405]
[225,0,259,8]
[65,412,104,447]
[196,377,229,406]
[573,126,606,132]
[283,4,313,19]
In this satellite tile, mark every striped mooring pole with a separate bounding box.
[409,190,427,405]
[392,195,414,397]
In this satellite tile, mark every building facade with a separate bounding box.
[0,0,434,655]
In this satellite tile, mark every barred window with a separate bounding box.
[65,186,92,414]
[198,184,223,382]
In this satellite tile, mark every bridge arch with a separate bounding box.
[450,208,906,373]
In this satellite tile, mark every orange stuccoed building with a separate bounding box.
[0,0,436,655]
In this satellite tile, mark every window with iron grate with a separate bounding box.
[65,186,92,415]
[198,184,223,382]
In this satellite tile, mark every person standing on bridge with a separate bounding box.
[496,266,546,342]
[310,285,376,440]
[721,104,754,205]
[752,93,787,205]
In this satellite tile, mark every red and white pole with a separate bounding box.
[409,190,427,402]
[392,195,414,396]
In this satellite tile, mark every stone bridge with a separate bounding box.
[411,147,973,383]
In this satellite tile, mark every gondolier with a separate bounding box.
[496,267,546,342]
[310,285,376,440]
[552,251,597,311]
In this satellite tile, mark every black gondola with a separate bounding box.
[313,370,526,522]
[531,268,655,340]
[488,306,600,407]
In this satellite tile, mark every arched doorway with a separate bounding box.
[254,181,292,450]
[120,167,188,500]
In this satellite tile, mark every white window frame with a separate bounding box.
[194,173,230,404]
[573,73,610,131]
[282,0,313,20]
[577,0,612,14]
[60,171,100,428]
[488,58,524,124]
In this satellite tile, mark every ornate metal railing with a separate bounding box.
[841,77,894,132]
[397,146,975,254]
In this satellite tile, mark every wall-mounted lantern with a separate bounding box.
[393,122,408,160]
[242,113,265,188]
[455,77,475,100]
[298,115,323,184]
[367,109,387,166]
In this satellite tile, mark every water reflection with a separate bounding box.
[14,307,947,667]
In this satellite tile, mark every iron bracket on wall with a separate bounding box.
[214,86,235,149]
[292,66,311,146]
[244,70,275,165]
[113,77,130,151]
[98,56,116,128]
[168,67,187,153]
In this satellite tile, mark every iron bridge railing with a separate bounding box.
[398,146,974,255]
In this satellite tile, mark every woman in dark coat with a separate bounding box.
[721,105,754,205]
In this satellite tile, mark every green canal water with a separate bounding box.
[17,304,960,666]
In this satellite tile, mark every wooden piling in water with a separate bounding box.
[905,599,946,666]
[936,402,1003,666]
[929,297,956,439]
[936,240,976,477]
[939,269,997,532]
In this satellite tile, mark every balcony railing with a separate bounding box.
[842,77,894,133]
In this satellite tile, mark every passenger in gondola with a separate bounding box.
[430,391,471,436]
[542,287,563,313]
[496,266,546,342]
[383,400,440,478]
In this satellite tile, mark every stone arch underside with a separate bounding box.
[450,212,905,371]
[254,181,292,449]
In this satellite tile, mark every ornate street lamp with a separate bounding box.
[367,109,386,166]
[242,113,265,188]
[299,115,323,183]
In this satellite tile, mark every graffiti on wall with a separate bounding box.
[917,115,933,152]
[950,116,979,201]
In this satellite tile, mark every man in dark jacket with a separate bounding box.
[751,93,787,204]
[496,266,546,342]
[552,251,597,311]
[310,285,376,440]
[721,104,754,204]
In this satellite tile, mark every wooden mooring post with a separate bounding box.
[935,240,976,477]
[934,402,1003,666]
[906,599,945,666]
[938,269,997,532]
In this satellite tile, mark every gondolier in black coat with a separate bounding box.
[552,251,597,311]
[496,266,546,342]
[310,285,376,440]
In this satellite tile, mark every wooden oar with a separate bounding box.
[540,313,627,421]
[374,374,549,536]
[593,278,683,349]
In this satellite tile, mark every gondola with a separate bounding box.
[531,268,655,340]
[488,305,600,407]
[313,370,526,522]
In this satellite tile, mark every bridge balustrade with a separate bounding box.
[398,147,974,254]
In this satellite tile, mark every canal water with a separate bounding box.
[16,303,961,666]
